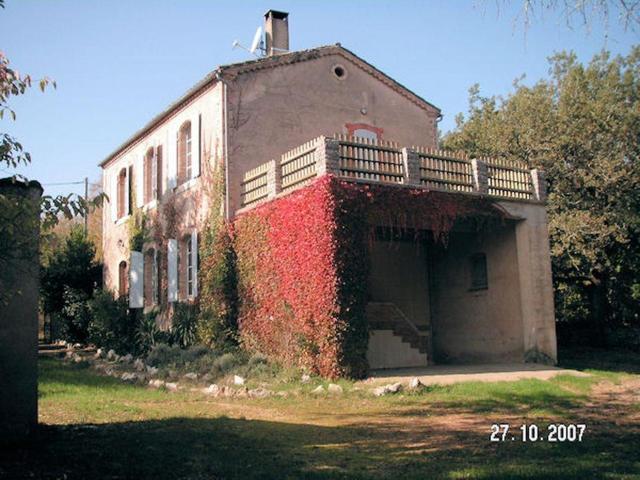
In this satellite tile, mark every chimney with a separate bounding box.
[264,10,289,56]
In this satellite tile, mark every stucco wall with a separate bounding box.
[225,53,439,215]
[368,239,431,329]
[430,222,525,363]
[102,84,224,298]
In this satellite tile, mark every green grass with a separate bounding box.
[1,350,639,479]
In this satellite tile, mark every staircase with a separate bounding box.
[367,302,430,354]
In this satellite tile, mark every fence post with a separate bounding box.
[471,159,489,194]
[316,137,340,176]
[266,159,281,199]
[530,168,547,202]
[401,148,421,186]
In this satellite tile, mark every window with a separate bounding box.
[127,165,133,216]
[118,261,128,297]
[144,146,163,204]
[117,168,127,219]
[177,121,192,185]
[345,123,384,141]
[144,249,159,307]
[470,253,488,290]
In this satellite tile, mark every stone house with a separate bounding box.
[100,10,556,372]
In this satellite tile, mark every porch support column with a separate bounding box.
[402,148,421,186]
[500,201,557,364]
[316,137,340,176]
[530,168,547,202]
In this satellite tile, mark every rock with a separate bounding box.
[106,349,117,361]
[72,354,84,363]
[223,386,235,398]
[202,384,220,396]
[120,353,133,364]
[235,387,249,398]
[165,382,179,392]
[276,391,289,398]
[149,379,165,389]
[372,386,388,397]
[327,383,343,394]
[73,343,82,349]
[311,385,325,395]
[301,374,311,384]
[408,377,423,389]
[135,373,147,382]
[105,368,115,377]
[233,375,245,386]
[146,366,159,375]
[202,373,213,382]
[133,359,145,371]
[184,372,198,381]
[121,372,137,382]
[94,348,104,359]
[248,387,272,399]
[387,382,403,394]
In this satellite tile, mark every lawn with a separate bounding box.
[1,350,639,479]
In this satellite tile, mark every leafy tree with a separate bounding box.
[443,47,640,346]
[41,225,102,317]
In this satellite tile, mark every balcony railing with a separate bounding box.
[239,135,546,209]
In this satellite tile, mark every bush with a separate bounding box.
[136,311,168,354]
[170,302,199,348]
[146,343,183,367]
[88,289,138,354]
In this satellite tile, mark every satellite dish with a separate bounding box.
[249,26,263,54]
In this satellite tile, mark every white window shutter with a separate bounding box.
[136,155,144,207]
[124,167,130,216]
[192,115,201,178]
[129,251,144,308]
[167,239,178,302]
[110,174,117,222]
[167,127,177,189]
[151,146,158,200]
[191,230,198,297]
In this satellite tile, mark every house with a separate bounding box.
[100,10,557,376]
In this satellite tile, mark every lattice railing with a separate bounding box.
[415,147,474,193]
[281,138,320,193]
[240,162,270,207]
[335,134,404,184]
[238,135,544,210]
[485,157,534,200]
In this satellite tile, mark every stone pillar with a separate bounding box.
[266,159,281,199]
[471,159,489,194]
[316,137,340,177]
[499,201,557,364]
[0,178,43,444]
[401,148,421,186]
[530,168,547,202]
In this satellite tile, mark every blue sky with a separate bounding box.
[1,0,637,198]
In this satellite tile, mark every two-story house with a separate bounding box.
[101,10,557,374]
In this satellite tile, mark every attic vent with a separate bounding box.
[333,64,347,80]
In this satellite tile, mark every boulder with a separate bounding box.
[372,386,388,397]
[120,353,133,364]
[327,383,343,395]
[94,348,104,359]
[408,377,423,389]
[73,343,82,349]
[202,384,220,396]
[248,388,272,399]
[372,382,403,397]
[146,366,159,375]
[311,385,325,395]
[233,375,245,386]
[106,349,117,361]
[133,359,145,372]
[301,373,311,384]
[165,382,179,392]
[121,372,137,382]
[149,379,165,389]
[387,382,403,394]
[184,372,198,381]
[276,391,289,398]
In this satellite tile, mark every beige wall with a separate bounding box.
[225,53,439,215]
[430,223,525,363]
[102,84,224,299]
[368,239,431,329]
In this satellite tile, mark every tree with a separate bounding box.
[443,47,640,346]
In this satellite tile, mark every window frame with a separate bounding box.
[469,252,489,291]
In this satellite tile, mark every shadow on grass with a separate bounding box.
[559,347,640,375]
[1,414,638,479]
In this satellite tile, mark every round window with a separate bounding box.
[332,64,347,80]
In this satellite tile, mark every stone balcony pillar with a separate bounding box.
[316,137,340,176]
[402,148,421,186]
[266,159,281,199]
[471,159,489,194]
[530,168,547,203]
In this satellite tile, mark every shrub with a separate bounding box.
[170,302,199,348]
[87,289,138,354]
[212,352,241,375]
[59,287,93,343]
[146,343,182,367]
[136,311,163,354]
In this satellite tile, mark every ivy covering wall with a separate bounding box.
[233,175,502,378]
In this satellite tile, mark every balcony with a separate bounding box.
[239,135,546,210]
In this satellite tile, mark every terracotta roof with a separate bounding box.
[99,44,440,167]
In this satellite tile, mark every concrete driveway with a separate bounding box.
[363,363,589,386]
